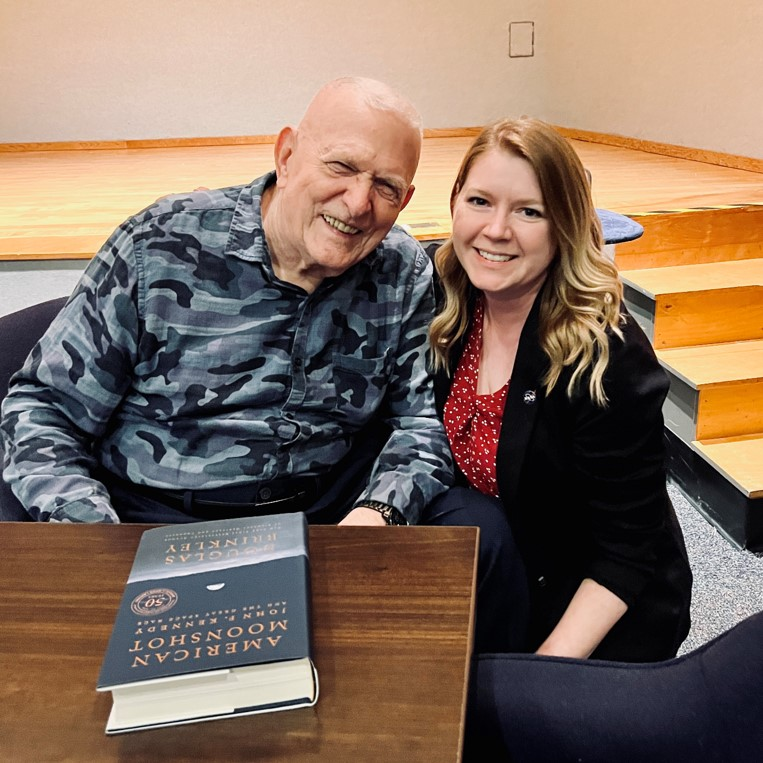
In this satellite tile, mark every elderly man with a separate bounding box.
[1,77,453,525]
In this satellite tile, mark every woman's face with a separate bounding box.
[451,148,556,303]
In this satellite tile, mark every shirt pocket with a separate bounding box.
[332,349,392,427]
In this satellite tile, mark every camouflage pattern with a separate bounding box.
[1,173,453,523]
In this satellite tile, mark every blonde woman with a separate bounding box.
[425,118,691,661]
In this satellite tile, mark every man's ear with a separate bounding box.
[400,184,415,212]
[273,126,296,187]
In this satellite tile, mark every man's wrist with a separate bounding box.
[355,500,407,526]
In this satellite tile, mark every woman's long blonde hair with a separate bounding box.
[429,117,623,407]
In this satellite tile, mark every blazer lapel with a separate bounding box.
[496,291,548,509]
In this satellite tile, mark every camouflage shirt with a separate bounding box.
[1,173,453,523]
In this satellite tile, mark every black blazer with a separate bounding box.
[434,292,692,661]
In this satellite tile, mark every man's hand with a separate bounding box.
[339,506,387,526]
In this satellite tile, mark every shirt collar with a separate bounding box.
[225,171,275,264]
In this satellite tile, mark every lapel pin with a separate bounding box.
[523,390,536,405]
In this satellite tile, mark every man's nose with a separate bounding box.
[344,176,373,217]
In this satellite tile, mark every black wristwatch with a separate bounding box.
[359,501,408,526]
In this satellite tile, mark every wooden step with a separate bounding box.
[657,340,763,441]
[622,258,763,348]
[615,206,763,270]
[665,429,763,552]
[619,206,763,552]
[693,434,763,500]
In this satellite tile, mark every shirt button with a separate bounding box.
[259,487,272,500]
[537,576,547,587]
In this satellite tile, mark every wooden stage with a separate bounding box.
[1,132,762,262]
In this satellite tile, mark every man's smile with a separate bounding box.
[322,213,361,235]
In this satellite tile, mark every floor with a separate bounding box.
[670,482,763,653]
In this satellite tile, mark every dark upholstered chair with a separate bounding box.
[0,297,68,521]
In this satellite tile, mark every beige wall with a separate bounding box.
[0,1,759,155]
[539,0,762,159]
[0,0,545,142]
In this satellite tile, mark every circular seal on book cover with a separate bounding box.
[130,588,179,616]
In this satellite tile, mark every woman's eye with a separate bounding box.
[467,196,488,207]
[520,207,543,218]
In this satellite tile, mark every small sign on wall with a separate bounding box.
[509,21,535,58]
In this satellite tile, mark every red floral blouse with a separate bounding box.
[443,298,508,497]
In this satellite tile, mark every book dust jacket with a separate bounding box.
[97,513,313,691]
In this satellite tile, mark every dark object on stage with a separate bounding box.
[97,513,317,734]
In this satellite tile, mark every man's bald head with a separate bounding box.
[301,76,423,142]
[263,77,423,291]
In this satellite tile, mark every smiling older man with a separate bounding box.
[1,77,453,525]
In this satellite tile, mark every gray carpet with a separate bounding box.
[669,481,763,654]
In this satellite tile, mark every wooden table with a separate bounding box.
[0,523,477,762]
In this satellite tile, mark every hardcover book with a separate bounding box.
[96,512,318,734]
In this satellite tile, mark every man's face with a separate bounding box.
[268,96,420,282]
